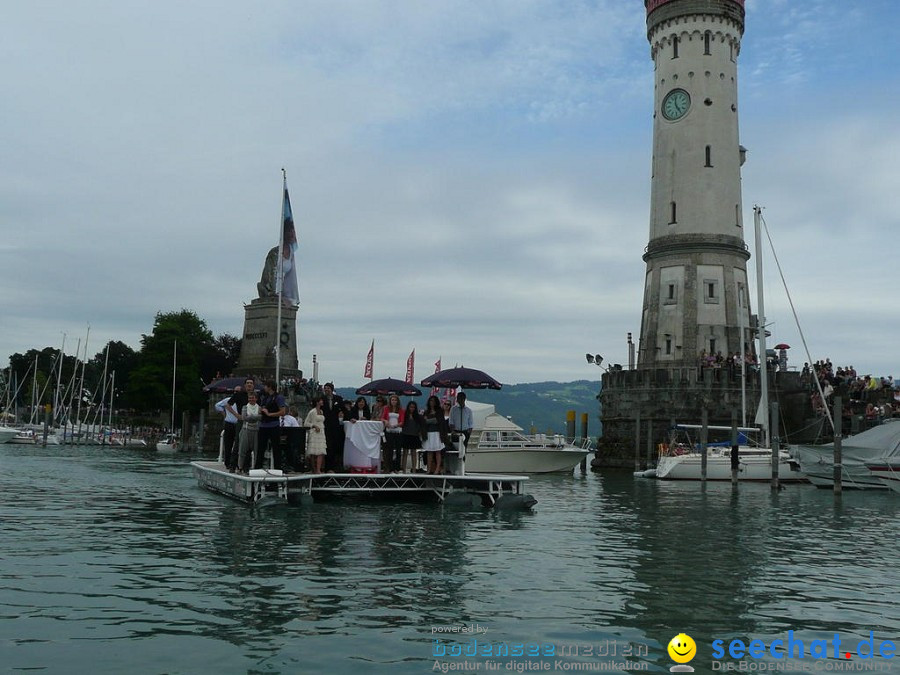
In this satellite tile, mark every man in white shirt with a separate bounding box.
[448,392,474,448]
[215,386,242,470]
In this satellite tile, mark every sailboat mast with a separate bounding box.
[170,340,177,433]
[76,325,90,443]
[275,170,286,387]
[753,206,770,448]
[738,284,747,428]
[99,344,110,445]
[54,333,66,425]
[60,337,81,439]
[108,371,116,435]
[30,354,38,425]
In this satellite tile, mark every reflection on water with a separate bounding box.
[0,445,898,673]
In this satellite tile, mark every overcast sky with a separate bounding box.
[3,0,898,387]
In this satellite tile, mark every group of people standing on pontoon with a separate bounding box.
[215,379,474,475]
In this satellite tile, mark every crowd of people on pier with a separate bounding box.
[697,350,760,371]
[801,359,896,419]
[214,379,472,476]
[689,350,897,422]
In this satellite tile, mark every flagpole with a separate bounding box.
[275,169,286,387]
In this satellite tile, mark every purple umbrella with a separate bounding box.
[356,377,422,397]
[420,367,502,390]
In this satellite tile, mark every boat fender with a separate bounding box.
[494,494,537,510]
[442,493,482,508]
[253,495,286,509]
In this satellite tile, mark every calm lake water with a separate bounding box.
[1,444,898,674]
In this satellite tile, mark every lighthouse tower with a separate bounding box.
[638,0,750,368]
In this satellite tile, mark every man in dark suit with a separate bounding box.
[321,382,345,471]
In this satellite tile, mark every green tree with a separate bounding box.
[202,333,242,382]
[6,347,79,410]
[129,310,215,419]
[89,341,138,409]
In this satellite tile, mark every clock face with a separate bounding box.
[662,89,691,121]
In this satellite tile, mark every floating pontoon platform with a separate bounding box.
[190,461,536,509]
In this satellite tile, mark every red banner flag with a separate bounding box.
[431,357,441,397]
[364,340,374,379]
[405,349,415,384]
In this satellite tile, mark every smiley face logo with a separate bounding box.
[667,633,696,664]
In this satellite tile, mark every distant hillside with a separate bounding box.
[336,380,601,436]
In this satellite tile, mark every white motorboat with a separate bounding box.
[865,458,900,494]
[447,412,591,474]
[0,425,24,444]
[156,434,179,453]
[8,429,38,445]
[796,421,900,490]
[3,427,61,445]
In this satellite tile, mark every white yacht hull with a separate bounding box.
[796,446,887,490]
[463,447,590,474]
[0,427,20,444]
[864,461,900,493]
[656,448,804,482]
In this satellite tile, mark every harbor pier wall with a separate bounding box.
[597,368,823,468]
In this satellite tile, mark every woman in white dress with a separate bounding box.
[422,396,447,475]
[304,395,327,473]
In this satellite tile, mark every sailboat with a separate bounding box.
[653,207,805,482]
[156,341,179,453]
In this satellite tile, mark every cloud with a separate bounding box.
[1,1,898,386]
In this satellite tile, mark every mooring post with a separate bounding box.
[566,410,576,443]
[43,406,51,448]
[634,411,641,472]
[580,413,588,474]
[730,409,739,485]
[833,396,843,495]
[770,402,780,491]
[700,408,708,482]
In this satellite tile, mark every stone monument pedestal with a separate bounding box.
[235,298,299,380]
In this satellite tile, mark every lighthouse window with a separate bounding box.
[704,32,711,55]
[664,283,677,305]
[665,337,672,355]
[670,201,677,224]
[736,204,742,227]
[705,145,713,167]
[672,36,679,59]
[704,279,719,304]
